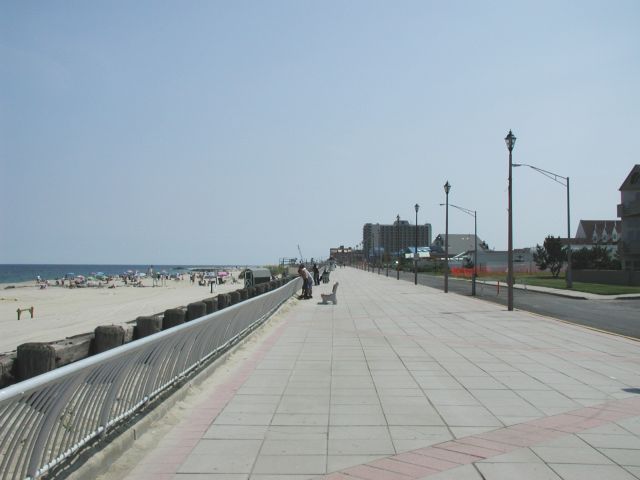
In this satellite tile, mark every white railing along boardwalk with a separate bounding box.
[0,278,301,480]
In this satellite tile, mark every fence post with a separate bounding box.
[16,343,56,380]
[94,325,125,354]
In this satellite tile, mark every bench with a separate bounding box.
[17,307,34,320]
[320,282,339,305]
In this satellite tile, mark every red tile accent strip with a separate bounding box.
[316,396,640,479]
[341,464,413,480]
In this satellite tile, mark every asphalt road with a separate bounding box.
[370,267,640,340]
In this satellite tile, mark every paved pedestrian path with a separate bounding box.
[120,267,640,480]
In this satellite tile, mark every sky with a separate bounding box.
[1,1,639,265]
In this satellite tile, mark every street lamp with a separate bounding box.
[505,130,516,311]
[414,203,419,285]
[513,163,572,288]
[444,181,451,293]
[396,214,400,280]
[441,203,478,296]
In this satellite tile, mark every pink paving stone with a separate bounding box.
[167,426,208,436]
[156,436,200,447]
[132,460,182,474]
[553,418,609,433]
[341,464,413,480]
[568,407,629,422]
[394,452,460,471]
[144,446,194,457]
[507,423,554,434]
[188,417,217,426]
[139,452,189,465]
[457,436,519,453]
[489,429,563,447]
[616,397,640,411]
[505,425,563,440]
[435,441,503,458]
[413,446,482,464]
[368,458,438,477]
[601,403,640,415]
[527,414,582,429]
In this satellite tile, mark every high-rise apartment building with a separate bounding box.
[363,220,432,261]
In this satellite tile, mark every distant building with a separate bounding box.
[573,220,621,249]
[363,220,432,262]
[617,164,640,270]
[430,234,487,257]
[402,246,432,259]
[329,245,363,265]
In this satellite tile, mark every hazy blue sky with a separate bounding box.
[1,1,639,265]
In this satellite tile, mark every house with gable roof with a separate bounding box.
[573,220,621,251]
[617,164,640,270]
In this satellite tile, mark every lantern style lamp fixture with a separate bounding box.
[505,130,516,151]
[505,129,516,311]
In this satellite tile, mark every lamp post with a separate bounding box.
[513,163,572,288]
[414,203,419,285]
[505,130,516,311]
[396,214,400,280]
[444,181,451,293]
[441,203,478,296]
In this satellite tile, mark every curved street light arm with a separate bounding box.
[513,163,567,186]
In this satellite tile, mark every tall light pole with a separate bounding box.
[414,203,419,285]
[444,181,451,293]
[396,214,400,280]
[513,163,572,288]
[505,130,516,311]
[441,203,478,296]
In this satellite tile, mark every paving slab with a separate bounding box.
[113,267,640,480]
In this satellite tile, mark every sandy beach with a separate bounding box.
[0,272,248,354]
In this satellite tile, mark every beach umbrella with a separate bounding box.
[217,271,229,277]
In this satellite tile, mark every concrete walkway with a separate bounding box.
[478,279,640,301]
[120,267,640,480]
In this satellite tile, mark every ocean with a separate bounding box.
[0,264,240,284]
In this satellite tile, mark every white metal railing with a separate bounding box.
[0,278,301,480]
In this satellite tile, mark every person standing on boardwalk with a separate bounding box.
[298,264,313,299]
[312,264,320,286]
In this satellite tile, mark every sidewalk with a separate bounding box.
[475,278,640,301]
[115,267,640,480]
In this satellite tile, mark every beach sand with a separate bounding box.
[0,273,247,354]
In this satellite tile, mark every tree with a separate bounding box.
[533,236,565,278]
[571,245,622,270]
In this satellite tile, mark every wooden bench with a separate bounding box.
[17,307,34,320]
[320,282,339,305]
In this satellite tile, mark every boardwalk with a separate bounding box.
[109,267,640,480]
